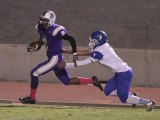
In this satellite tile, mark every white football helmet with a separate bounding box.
[39,10,56,28]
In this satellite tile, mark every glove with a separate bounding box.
[73,53,80,62]
[27,41,42,52]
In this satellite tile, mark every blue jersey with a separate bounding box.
[37,24,66,58]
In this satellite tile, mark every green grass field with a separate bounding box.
[0,104,159,120]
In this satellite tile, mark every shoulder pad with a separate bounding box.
[52,25,66,36]
[90,51,103,60]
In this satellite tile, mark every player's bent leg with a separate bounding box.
[116,70,156,111]
[55,66,103,91]
[70,76,103,91]
[104,74,117,96]
[118,94,128,103]
[116,70,132,103]
[54,67,71,85]
[58,76,71,85]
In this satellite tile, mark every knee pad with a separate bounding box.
[31,69,39,77]
[30,69,34,75]
[59,76,70,85]
[118,95,128,103]
[62,81,70,85]
[104,88,111,96]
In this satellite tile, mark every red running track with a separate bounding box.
[0,81,159,105]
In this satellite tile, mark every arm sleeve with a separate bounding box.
[76,58,92,66]
[66,57,92,68]
[61,34,77,53]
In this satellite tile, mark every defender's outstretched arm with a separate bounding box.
[62,48,90,56]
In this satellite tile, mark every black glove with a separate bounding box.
[73,53,80,62]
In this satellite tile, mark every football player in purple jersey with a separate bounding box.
[19,10,103,104]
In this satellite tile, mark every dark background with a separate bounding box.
[0,0,160,49]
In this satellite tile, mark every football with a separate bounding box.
[30,41,41,49]
[27,41,42,52]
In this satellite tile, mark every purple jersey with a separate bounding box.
[38,24,66,58]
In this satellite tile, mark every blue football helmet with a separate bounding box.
[89,30,108,49]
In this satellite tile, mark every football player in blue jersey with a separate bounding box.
[19,10,103,104]
[58,30,156,111]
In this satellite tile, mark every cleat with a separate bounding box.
[19,96,36,104]
[146,100,156,111]
[131,92,139,108]
[92,76,103,91]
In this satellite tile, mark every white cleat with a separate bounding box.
[146,100,156,111]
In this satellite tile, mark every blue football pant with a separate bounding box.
[104,70,133,103]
